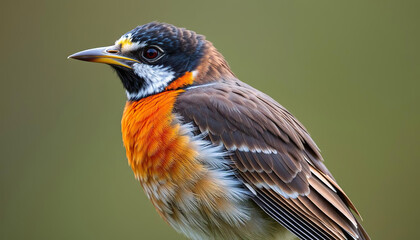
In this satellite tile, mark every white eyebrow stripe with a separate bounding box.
[122,41,146,52]
[115,34,147,52]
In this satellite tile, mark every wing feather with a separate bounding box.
[174,80,369,240]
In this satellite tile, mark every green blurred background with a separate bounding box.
[1,0,418,239]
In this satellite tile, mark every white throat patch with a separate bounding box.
[127,63,175,100]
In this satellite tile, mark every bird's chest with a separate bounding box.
[120,91,268,239]
[121,90,201,203]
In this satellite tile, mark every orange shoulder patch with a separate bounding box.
[165,71,194,90]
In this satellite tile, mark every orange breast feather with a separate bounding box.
[121,88,203,183]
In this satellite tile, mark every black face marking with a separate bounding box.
[113,66,144,94]
[113,22,206,99]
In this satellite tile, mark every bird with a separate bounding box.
[69,22,369,240]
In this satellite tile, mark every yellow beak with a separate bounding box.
[68,46,139,69]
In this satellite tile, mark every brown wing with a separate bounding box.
[174,80,369,240]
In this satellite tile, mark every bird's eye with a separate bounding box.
[141,46,163,62]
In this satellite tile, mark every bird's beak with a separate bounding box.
[68,46,139,69]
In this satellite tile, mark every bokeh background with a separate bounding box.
[1,1,419,239]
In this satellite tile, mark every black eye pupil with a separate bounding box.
[144,47,159,59]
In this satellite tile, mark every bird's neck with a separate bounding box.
[194,43,236,84]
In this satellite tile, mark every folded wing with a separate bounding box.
[174,81,369,240]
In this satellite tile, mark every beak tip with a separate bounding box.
[68,52,82,60]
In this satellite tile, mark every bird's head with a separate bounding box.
[69,22,234,100]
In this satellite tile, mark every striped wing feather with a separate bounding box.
[174,80,369,240]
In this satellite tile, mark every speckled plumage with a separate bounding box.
[69,22,369,240]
